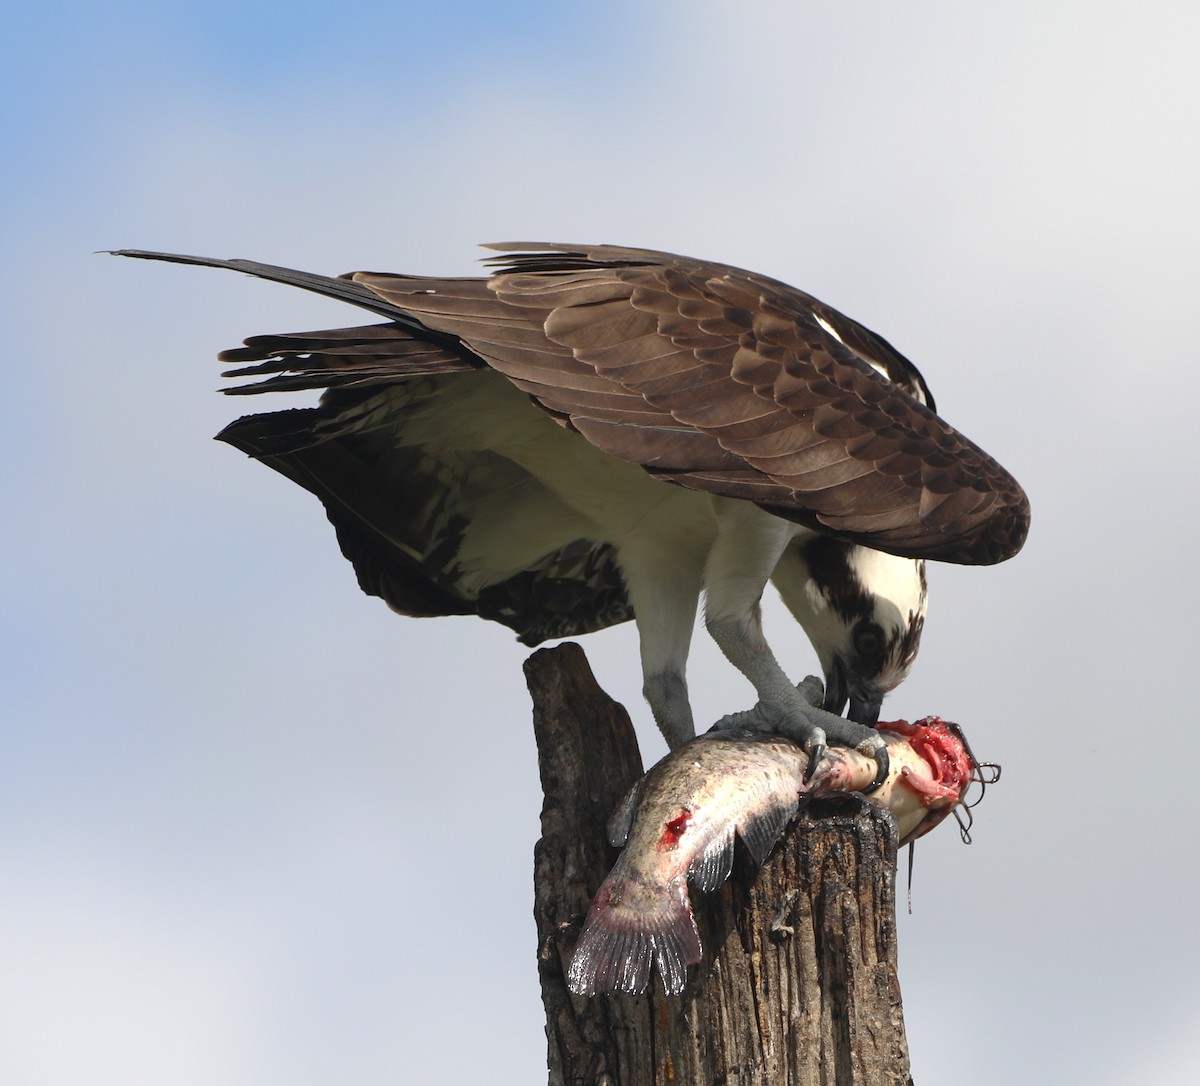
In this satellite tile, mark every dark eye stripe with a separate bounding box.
[800,537,873,623]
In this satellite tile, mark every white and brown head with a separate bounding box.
[774,536,927,725]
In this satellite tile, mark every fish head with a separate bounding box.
[775,538,927,726]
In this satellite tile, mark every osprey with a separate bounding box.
[117,243,1029,784]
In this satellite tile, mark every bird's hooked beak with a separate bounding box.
[848,688,883,728]
[822,657,848,716]
[822,658,883,727]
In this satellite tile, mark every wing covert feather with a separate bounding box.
[477,248,1028,563]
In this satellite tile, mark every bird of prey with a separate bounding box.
[116,243,1029,783]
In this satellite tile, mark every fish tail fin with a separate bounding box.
[566,878,701,997]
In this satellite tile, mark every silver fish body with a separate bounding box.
[567,718,973,997]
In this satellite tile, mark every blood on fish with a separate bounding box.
[656,807,692,851]
[880,716,973,803]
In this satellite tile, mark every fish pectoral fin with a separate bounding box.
[687,826,736,893]
[606,781,642,847]
[737,801,800,867]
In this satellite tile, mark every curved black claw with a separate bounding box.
[859,738,889,794]
[802,728,827,783]
[812,710,889,794]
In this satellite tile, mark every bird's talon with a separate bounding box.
[858,738,890,794]
[802,728,827,781]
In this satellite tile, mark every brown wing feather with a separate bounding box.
[114,245,1028,566]
[217,323,477,394]
[357,246,1027,564]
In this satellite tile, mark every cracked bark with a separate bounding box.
[527,642,913,1086]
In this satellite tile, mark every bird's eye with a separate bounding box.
[853,623,884,660]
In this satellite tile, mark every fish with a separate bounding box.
[566,711,976,997]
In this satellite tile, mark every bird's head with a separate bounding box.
[773,537,927,726]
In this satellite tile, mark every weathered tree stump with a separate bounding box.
[527,642,913,1086]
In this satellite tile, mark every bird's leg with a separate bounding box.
[620,541,706,751]
[703,504,812,737]
[704,504,888,786]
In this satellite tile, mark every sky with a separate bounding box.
[3,1,1199,1082]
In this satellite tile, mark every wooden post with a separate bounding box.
[526,643,913,1086]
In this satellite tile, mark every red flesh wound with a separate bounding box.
[656,807,692,851]
[878,716,973,805]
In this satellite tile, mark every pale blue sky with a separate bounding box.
[3,3,1198,1084]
